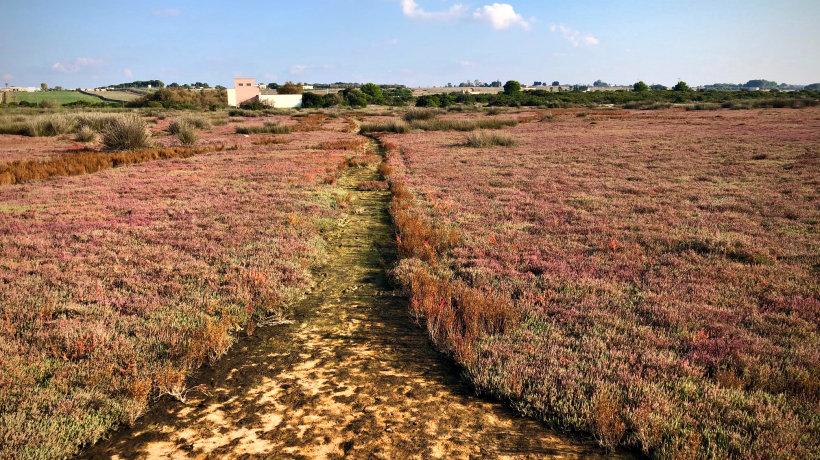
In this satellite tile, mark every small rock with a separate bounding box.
[385,427,393,433]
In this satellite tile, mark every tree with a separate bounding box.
[552,81,560,86]
[54,86,63,91]
[277,81,303,94]
[633,81,649,92]
[650,84,667,91]
[673,81,690,91]
[40,82,48,91]
[360,83,383,101]
[267,83,279,90]
[503,80,521,95]
[593,79,609,87]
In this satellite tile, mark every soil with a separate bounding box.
[82,140,636,459]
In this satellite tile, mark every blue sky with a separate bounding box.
[1,0,818,88]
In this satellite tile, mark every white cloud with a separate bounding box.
[473,3,530,30]
[123,68,133,77]
[400,1,532,30]
[153,8,181,17]
[400,0,467,20]
[52,57,103,73]
[289,65,307,75]
[550,24,598,47]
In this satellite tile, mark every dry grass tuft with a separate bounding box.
[464,131,517,147]
[102,114,151,150]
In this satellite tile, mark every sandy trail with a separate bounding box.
[83,149,633,459]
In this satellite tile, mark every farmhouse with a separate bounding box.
[226,78,302,108]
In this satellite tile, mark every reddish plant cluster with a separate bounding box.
[381,108,820,458]
[0,118,365,458]
[0,143,225,185]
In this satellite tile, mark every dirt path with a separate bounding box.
[83,144,633,459]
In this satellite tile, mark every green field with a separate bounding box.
[84,90,141,102]
[5,90,105,105]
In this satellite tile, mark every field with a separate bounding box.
[0,104,817,459]
[83,90,141,102]
[4,90,106,105]
[0,108,367,457]
[379,107,819,458]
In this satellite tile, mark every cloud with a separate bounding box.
[400,0,467,20]
[550,24,598,47]
[459,60,475,67]
[52,57,103,73]
[473,3,530,30]
[123,68,133,77]
[400,1,532,30]
[289,65,307,75]
[153,8,181,17]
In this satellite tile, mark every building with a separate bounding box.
[226,78,302,108]
[1,86,37,92]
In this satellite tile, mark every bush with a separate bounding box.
[277,81,303,94]
[75,126,95,142]
[102,114,151,150]
[403,108,438,122]
[465,131,517,147]
[176,124,198,145]
[234,121,291,134]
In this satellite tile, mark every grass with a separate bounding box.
[0,119,367,458]
[175,124,198,145]
[403,108,440,121]
[102,114,151,150]
[4,90,105,105]
[359,117,518,134]
[75,125,95,142]
[235,121,291,134]
[380,108,820,458]
[0,144,225,185]
[464,131,517,147]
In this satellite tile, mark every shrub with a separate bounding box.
[465,131,517,147]
[411,117,518,131]
[234,121,291,134]
[404,108,438,122]
[277,81,303,94]
[102,114,151,150]
[75,125,95,142]
[176,124,198,145]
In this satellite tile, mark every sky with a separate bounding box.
[1,0,818,88]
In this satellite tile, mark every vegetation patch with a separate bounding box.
[464,131,517,148]
[235,121,291,135]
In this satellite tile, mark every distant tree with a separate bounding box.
[593,79,609,87]
[533,81,542,86]
[168,82,180,88]
[672,81,690,91]
[360,83,383,100]
[633,81,649,92]
[490,80,503,87]
[649,84,667,91]
[214,85,226,90]
[806,83,820,91]
[503,80,521,95]
[341,88,367,107]
[552,81,560,86]
[277,81,303,94]
[267,83,279,90]
[54,86,63,91]
[40,82,48,91]
[744,79,777,90]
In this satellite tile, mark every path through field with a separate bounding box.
[83,141,630,459]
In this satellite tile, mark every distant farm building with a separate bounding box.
[226,78,302,108]
[1,86,37,92]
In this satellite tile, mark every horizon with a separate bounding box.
[1,0,819,88]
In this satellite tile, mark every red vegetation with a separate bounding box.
[381,108,820,458]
